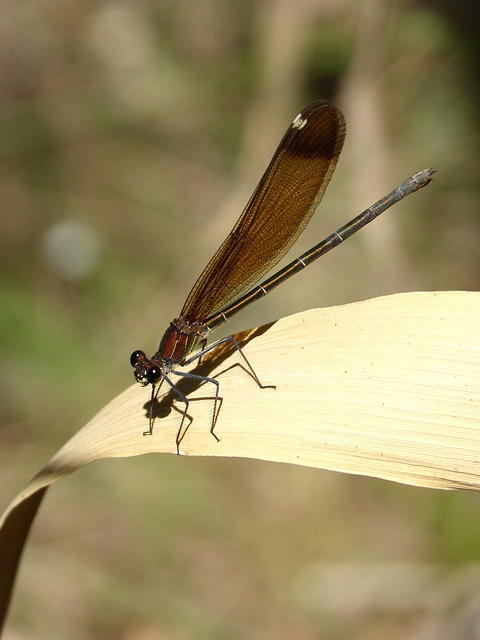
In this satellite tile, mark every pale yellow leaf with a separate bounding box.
[1,291,479,629]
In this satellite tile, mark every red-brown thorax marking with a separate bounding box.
[157,317,207,365]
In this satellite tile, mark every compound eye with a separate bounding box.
[147,366,161,384]
[130,350,145,367]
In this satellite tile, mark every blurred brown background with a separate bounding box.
[1,0,479,638]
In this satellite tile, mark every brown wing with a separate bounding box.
[181,100,346,321]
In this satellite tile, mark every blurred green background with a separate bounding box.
[1,0,479,638]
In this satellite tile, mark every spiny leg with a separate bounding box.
[173,369,221,446]
[143,380,164,436]
[184,334,275,391]
[157,373,192,454]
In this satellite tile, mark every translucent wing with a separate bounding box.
[181,100,346,321]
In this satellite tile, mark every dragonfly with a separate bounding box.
[130,100,434,452]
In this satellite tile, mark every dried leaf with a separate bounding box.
[1,291,479,629]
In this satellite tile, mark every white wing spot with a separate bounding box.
[292,113,307,129]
